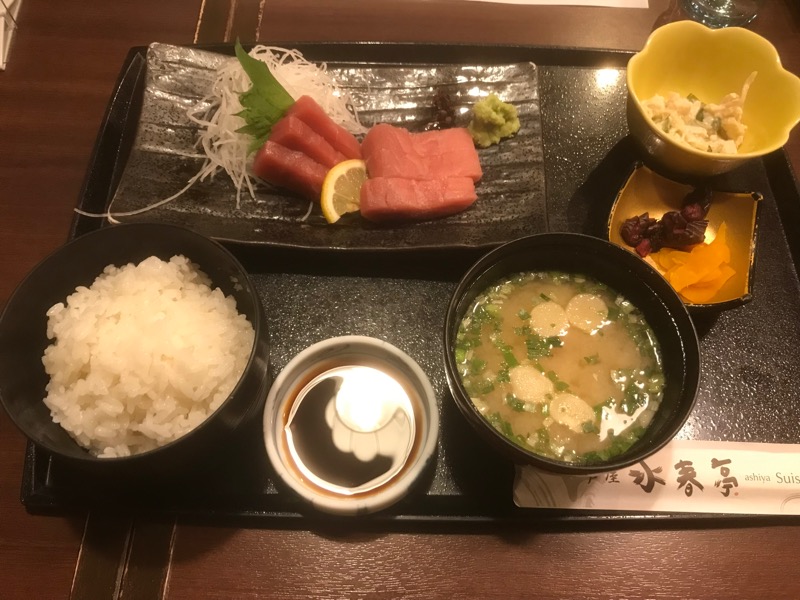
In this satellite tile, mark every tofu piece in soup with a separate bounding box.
[454,271,665,464]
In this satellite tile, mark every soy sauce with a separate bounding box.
[282,360,422,497]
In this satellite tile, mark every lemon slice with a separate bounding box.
[320,159,367,224]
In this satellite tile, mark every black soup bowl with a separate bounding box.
[0,223,270,482]
[443,233,700,475]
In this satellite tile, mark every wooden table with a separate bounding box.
[1,0,799,598]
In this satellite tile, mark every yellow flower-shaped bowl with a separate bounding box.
[626,20,800,178]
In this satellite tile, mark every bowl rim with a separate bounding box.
[0,222,265,464]
[443,232,701,475]
[262,335,439,515]
[626,19,800,160]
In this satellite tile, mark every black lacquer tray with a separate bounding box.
[20,43,800,526]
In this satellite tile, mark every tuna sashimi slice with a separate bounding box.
[361,124,482,182]
[415,128,483,180]
[252,141,328,201]
[360,177,477,222]
[284,95,362,160]
[269,115,349,169]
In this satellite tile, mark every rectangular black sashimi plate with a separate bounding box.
[107,43,547,250]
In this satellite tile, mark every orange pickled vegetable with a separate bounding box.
[652,223,735,304]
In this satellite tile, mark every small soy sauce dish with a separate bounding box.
[262,336,439,515]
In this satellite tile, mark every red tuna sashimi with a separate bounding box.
[269,115,349,169]
[361,124,482,182]
[252,141,328,200]
[416,128,483,177]
[284,96,362,160]
[360,177,477,222]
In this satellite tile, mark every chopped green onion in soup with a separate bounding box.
[454,271,665,464]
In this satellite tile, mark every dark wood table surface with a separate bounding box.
[1,0,799,598]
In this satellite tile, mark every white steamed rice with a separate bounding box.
[42,255,255,458]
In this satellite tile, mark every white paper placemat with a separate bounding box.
[1,0,21,71]
[515,440,800,515]
[464,0,648,7]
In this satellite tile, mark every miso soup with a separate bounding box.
[454,271,665,464]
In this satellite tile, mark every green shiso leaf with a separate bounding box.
[233,40,295,154]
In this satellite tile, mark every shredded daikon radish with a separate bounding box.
[185,55,255,210]
[188,45,368,209]
[249,46,367,136]
[299,201,314,222]
[80,45,366,219]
